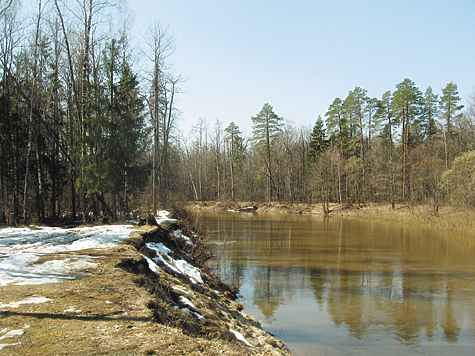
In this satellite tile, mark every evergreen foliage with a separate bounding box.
[308,116,329,163]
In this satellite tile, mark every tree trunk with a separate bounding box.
[23,108,34,224]
[35,129,45,221]
[0,169,4,223]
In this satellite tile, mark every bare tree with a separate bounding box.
[23,0,45,223]
[212,119,223,201]
[0,0,14,19]
[142,21,175,210]
[280,125,296,202]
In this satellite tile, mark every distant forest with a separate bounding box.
[1,0,475,223]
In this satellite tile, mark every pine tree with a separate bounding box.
[347,87,369,188]
[440,82,464,138]
[421,86,439,139]
[325,97,347,157]
[251,103,284,201]
[392,78,422,201]
[380,90,397,207]
[440,82,464,169]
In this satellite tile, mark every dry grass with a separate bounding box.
[0,224,291,356]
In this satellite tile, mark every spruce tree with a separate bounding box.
[308,116,328,163]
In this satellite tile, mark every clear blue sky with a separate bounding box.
[130,0,474,137]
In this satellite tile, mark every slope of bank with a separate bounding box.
[0,220,291,355]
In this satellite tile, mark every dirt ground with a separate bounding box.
[0,226,291,356]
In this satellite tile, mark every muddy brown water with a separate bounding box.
[198,210,475,356]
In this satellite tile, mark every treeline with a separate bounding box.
[0,0,178,223]
[184,82,475,211]
[1,1,475,224]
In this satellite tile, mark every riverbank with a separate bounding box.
[0,217,291,355]
[185,201,475,238]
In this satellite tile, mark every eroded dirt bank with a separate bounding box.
[0,223,291,355]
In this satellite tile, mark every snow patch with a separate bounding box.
[156,210,177,224]
[173,259,203,284]
[0,295,52,309]
[146,242,203,284]
[0,225,136,286]
[0,329,25,339]
[63,306,82,313]
[143,255,161,274]
[0,342,20,350]
[172,230,195,247]
[230,329,253,347]
[0,324,29,350]
[172,286,190,296]
[179,296,196,309]
[174,306,204,320]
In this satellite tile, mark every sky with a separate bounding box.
[24,0,472,138]
[127,0,475,137]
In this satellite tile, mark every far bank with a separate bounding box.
[184,201,475,238]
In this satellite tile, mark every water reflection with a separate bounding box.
[202,210,475,355]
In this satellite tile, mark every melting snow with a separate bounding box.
[0,295,52,309]
[156,210,177,224]
[0,325,29,350]
[0,329,24,339]
[63,306,82,313]
[172,286,193,299]
[179,296,196,309]
[143,255,161,274]
[173,306,204,320]
[230,329,253,347]
[146,242,203,284]
[172,230,195,247]
[0,225,136,286]
[0,342,20,350]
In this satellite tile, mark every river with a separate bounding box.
[198,210,475,356]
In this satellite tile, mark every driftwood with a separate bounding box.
[236,205,258,212]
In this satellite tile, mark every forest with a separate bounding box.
[1,0,475,224]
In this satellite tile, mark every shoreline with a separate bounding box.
[2,203,474,354]
[184,201,475,238]
[0,218,292,355]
